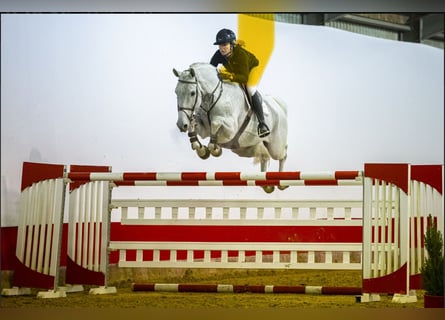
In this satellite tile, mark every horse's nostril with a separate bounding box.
[183,124,188,130]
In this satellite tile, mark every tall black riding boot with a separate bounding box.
[251,91,270,138]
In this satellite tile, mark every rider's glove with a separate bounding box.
[219,70,234,81]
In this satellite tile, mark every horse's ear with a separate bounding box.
[172,68,180,77]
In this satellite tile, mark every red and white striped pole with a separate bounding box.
[65,170,362,186]
[131,283,362,295]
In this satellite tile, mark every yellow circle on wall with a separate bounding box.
[237,14,275,86]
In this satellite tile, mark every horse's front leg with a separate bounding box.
[207,121,224,157]
[188,121,210,160]
[208,135,222,157]
[187,131,209,159]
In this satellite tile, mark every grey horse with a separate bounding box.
[173,62,288,192]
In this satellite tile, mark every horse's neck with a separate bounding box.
[197,71,218,93]
[223,82,249,104]
[194,67,247,112]
[213,83,249,120]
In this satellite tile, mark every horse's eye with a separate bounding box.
[191,91,196,97]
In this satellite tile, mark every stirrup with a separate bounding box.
[258,124,270,138]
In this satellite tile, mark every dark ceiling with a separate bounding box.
[319,13,444,43]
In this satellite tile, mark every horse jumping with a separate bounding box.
[173,63,288,192]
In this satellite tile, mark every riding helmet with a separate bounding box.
[214,28,236,45]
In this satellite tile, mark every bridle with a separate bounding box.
[176,67,253,149]
[177,77,200,122]
[177,69,223,123]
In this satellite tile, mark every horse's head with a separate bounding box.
[173,63,220,133]
[172,67,202,132]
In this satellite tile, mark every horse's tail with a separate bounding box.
[252,144,271,167]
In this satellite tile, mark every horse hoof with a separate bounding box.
[197,147,210,159]
[278,185,289,191]
[208,143,222,157]
[262,186,275,194]
[210,148,222,157]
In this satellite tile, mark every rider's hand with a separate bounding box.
[216,63,225,72]
[219,71,234,81]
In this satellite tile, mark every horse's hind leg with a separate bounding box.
[277,149,288,191]
[263,140,288,190]
[278,151,287,172]
[261,159,268,172]
[261,159,275,194]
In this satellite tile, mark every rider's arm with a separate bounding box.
[229,49,250,84]
[210,51,226,67]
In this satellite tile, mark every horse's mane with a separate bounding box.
[188,62,220,91]
[190,62,215,70]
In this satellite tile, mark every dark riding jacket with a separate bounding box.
[210,44,259,84]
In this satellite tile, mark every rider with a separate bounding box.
[210,28,270,138]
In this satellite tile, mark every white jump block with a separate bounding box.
[89,286,117,295]
[355,293,381,303]
[58,284,84,293]
[1,286,32,296]
[37,289,67,298]
[392,290,417,303]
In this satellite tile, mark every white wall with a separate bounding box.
[1,14,443,226]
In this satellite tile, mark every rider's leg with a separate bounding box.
[247,86,270,138]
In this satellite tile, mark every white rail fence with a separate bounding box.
[3,162,442,302]
[109,199,363,270]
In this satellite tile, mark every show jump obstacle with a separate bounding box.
[2,162,443,303]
